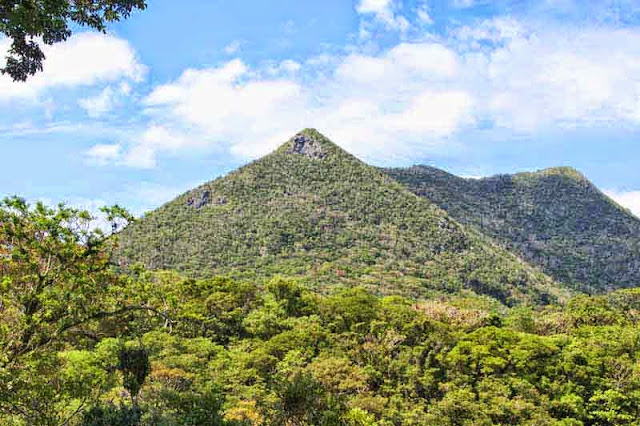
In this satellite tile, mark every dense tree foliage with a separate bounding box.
[0,197,143,424]
[117,129,563,306]
[0,0,146,81]
[385,165,640,293]
[5,268,640,424]
[2,196,640,425]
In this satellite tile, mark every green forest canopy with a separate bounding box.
[2,197,640,425]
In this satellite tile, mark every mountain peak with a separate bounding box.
[386,163,640,293]
[514,166,587,183]
[276,129,344,160]
[287,129,328,159]
[117,129,561,304]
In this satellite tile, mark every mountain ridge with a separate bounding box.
[385,163,640,292]
[117,129,564,305]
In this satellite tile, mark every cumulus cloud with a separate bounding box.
[356,0,393,14]
[121,126,194,169]
[85,143,122,165]
[465,22,640,131]
[605,190,640,218]
[85,16,640,169]
[0,32,146,101]
[455,17,525,44]
[78,82,137,117]
[356,0,410,32]
[84,126,193,169]
[141,59,308,160]
[78,87,116,117]
[93,41,472,167]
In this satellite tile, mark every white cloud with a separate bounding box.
[141,59,307,160]
[455,17,525,44]
[121,126,193,168]
[85,126,193,169]
[85,143,122,165]
[80,17,640,169]
[78,87,116,117]
[224,41,242,54]
[605,190,640,218]
[356,0,410,32]
[0,32,146,101]
[356,0,392,14]
[456,21,640,131]
[357,0,389,14]
[93,40,471,167]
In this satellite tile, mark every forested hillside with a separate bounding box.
[385,165,640,293]
[2,198,640,425]
[116,130,562,305]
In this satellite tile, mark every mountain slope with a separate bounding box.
[385,165,640,292]
[117,130,563,304]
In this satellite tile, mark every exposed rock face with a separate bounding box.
[187,190,212,209]
[287,133,327,159]
[195,190,210,209]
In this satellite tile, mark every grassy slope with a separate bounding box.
[117,130,564,305]
[385,165,640,292]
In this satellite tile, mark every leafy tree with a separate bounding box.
[0,197,147,423]
[0,0,146,81]
[118,347,151,406]
[0,197,132,365]
[81,403,141,426]
[4,192,640,424]
[265,373,346,426]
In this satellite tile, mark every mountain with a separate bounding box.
[116,129,564,305]
[384,165,640,293]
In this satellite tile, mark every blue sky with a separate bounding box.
[2,0,640,217]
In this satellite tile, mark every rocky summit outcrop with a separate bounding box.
[286,131,328,159]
